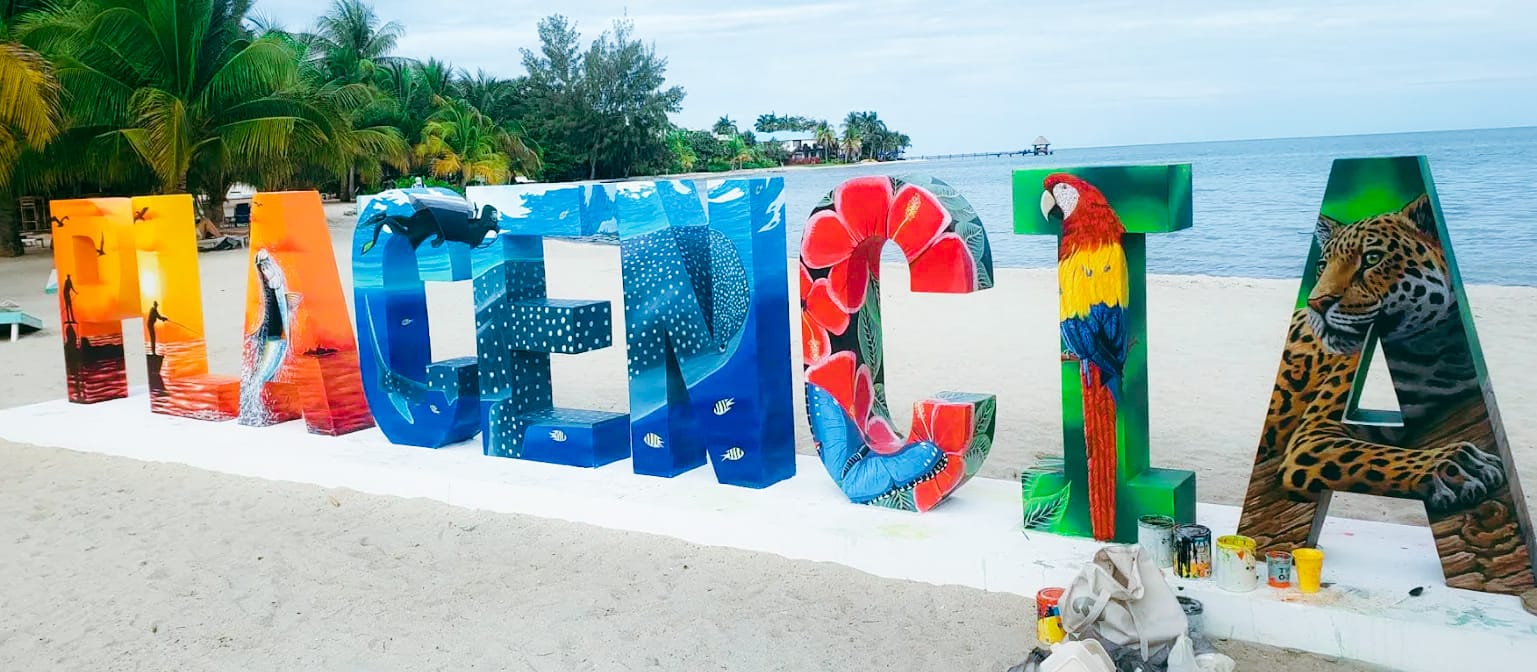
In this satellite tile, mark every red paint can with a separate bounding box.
[1036,587,1066,643]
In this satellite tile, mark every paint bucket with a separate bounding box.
[1267,550,1294,588]
[1137,514,1176,569]
[1176,596,1204,636]
[1215,535,1259,592]
[1036,587,1066,644]
[1174,524,1212,579]
[1293,547,1325,593]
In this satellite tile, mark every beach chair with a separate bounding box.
[231,202,251,226]
[0,301,42,342]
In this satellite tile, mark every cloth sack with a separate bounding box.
[1059,544,1189,665]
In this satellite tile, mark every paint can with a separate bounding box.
[1215,535,1259,592]
[1267,550,1294,588]
[1174,524,1212,579]
[1137,514,1176,569]
[1035,587,1066,644]
[1176,596,1204,636]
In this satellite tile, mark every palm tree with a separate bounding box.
[29,0,336,230]
[301,0,408,200]
[308,0,402,84]
[414,98,540,189]
[724,134,751,170]
[813,121,837,163]
[0,16,62,256]
[712,115,737,137]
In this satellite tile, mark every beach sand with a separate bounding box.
[1,202,1527,669]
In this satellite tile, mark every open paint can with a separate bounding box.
[1036,587,1065,644]
[1174,524,1212,578]
[1267,550,1294,588]
[1137,514,1176,569]
[1215,535,1259,592]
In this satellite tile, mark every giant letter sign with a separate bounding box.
[469,186,629,467]
[238,192,374,435]
[1013,165,1197,542]
[352,188,484,447]
[133,195,241,419]
[801,175,996,511]
[50,198,139,404]
[613,179,796,487]
[1237,156,1536,594]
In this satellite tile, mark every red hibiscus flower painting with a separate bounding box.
[799,174,997,512]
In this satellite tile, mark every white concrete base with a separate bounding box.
[2,394,1533,670]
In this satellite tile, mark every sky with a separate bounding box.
[255,0,1537,154]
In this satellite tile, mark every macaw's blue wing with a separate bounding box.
[806,383,942,503]
[1061,303,1128,402]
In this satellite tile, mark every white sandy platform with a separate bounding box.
[2,394,1533,671]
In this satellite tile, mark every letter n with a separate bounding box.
[1237,156,1536,594]
[237,191,374,435]
[613,178,797,487]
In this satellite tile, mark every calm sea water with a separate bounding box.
[763,127,1537,286]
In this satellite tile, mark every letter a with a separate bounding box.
[1237,156,1535,595]
[238,191,374,435]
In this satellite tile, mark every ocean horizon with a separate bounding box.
[751,126,1537,287]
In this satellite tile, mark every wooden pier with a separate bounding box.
[912,136,1053,161]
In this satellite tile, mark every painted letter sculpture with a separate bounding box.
[238,192,374,435]
[801,175,996,511]
[613,179,796,487]
[1015,166,1197,542]
[133,195,241,419]
[353,188,486,447]
[469,186,627,467]
[50,198,141,404]
[1237,156,1536,595]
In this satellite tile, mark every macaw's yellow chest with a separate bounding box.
[1058,244,1129,320]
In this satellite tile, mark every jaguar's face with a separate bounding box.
[1305,195,1451,354]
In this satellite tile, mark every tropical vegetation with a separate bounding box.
[0,0,913,256]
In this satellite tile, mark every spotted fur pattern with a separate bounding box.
[1268,194,1504,512]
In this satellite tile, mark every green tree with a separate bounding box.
[414,97,539,189]
[713,115,738,137]
[308,0,402,84]
[292,0,410,201]
[28,0,338,228]
[813,121,837,162]
[0,4,62,256]
[520,15,683,180]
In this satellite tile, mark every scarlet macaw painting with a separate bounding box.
[801,175,996,512]
[1015,165,1197,542]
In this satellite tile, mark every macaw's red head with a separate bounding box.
[1040,173,1123,238]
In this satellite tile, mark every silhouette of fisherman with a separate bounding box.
[62,274,78,324]
[146,301,169,355]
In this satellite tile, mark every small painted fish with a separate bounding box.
[713,398,735,416]
[642,433,664,449]
[549,429,567,442]
[721,447,745,461]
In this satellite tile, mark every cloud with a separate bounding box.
[256,0,1537,152]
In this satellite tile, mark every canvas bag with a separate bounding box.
[1059,544,1188,663]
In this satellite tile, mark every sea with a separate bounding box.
[759,126,1537,287]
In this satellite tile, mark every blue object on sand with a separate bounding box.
[0,310,43,341]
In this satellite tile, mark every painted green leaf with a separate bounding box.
[973,397,996,436]
[1021,483,1070,531]
[868,488,916,511]
[858,277,882,377]
[964,433,992,475]
[873,381,889,418]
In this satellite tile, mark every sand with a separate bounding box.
[1,201,1528,669]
